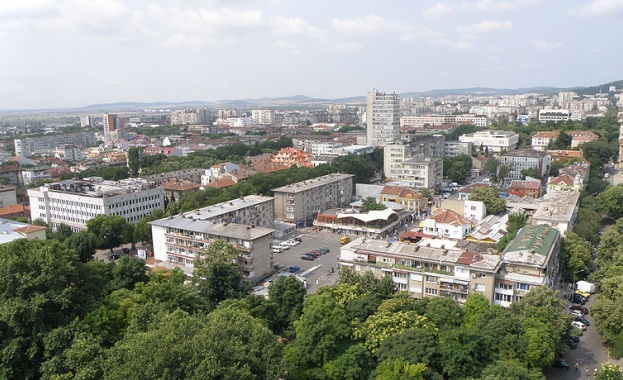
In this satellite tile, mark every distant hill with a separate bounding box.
[571,80,623,96]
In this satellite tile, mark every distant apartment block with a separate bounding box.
[251,109,275,125]
[531,131,559,151]
[28,177,164,231]
[384,135,445,190]
[499,149,551,180]
[569,131,600,147]
[171,108,210,125]
[103,114,124,132]
[458,130,519,153]
[538,109,570,123]
[400,114,489,128]
[14,132,97,157]
[143,168,206,185]
[366,90,400,146]
[272,173,353,227]
[444,141,472,157]
[55,145,86,162]
[79,116,94,127]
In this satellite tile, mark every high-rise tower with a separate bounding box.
[366,89,400,147]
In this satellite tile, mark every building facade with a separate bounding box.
[272,173,353,227]
[170,108,210,125]
[531,131,559,151]
[458,130,519,153]
[366,90,400,146]
[499,149,551,180]
[251,109,276,125]
[28,177,164,231]
[14,133,97,157]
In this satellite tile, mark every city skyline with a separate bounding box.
[1,0,622,110]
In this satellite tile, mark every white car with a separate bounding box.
[570,310,583,318]
[272,247,282,254]
[278,243,290,250]
[284,239,299,246]
[571,321,587,331]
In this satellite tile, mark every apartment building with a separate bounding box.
[251,109,275,125]
[569,131,600,147]
[496,225,561,307]
[538,109,570,123]
[531,131,559,151]
[366,90,400,146]
[458,130,519,153]
[339,237,502,304]
[444,141,472,157]
[532,190,580,234]
[272,173,353,227]
[378,186,428,212]
[271,147,312,168]
[384,135,445,190]
[150,197,276,282]
[14,132,97,157]
[499,149,551,180]
[0,186,17,208]
[170,108,210,125]
[28,177,164,231]
[422,208,473,239]
[400,114,488,128]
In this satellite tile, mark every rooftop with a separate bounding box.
[502,149,548,158]
[272,173,353,193]
[0,218,46,245]
[33,177,160,198]
[532,190,580,223]
[503,224,559,265]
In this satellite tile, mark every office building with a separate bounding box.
[28,177,164,231]
[272,173,353,227]
[171,108,211,125]
[366,90,400,146]
[499,149,551,180]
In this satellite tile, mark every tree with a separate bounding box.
[498,164,512,184]
[323,344,374,380]
[560,232,593,280]
[484,157,499,176]
[357,309,433,354]
[109,256,150,291]
[437,327,487,379]
[598,185,623,220]
[375,359,426,380]
[520,167,540,179]
[480,360,545,380]
[361,197,386,212]
[201,239,240,266]
[596,362,623,380]
[377,327,439,369]
[462,292,491,328]
[424,296,463,329]
[127,146,141,177]
[469,186,506,215]
[87,215,132,253]
[550,131,572,150]
[447,160,469,183]
[194,262,250,307]
[65,230,100,262]
[53,223,74,241]
[267,276,306,334]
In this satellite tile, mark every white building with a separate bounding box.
[531,190,580,234]
[251,110,276,125]
[171,108,210,125]
[444,141,472,157]
[28,177,164,231]
[459,130,519,153]
[14,133,97,157]
[422,208,473,239]
[55,145,86,161]
[538,109,570,123]
[366,90,400,146]
[531,132,559,151]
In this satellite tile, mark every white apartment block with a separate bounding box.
[171,108,210,125]
[400,114,489,128]
[272,173,353,227]
[150,196,276,282]
[531,132,559,151]
[311,141,344,156]
[455,114,489,127]
[251,109,276,125]
[14,133,97,157]
[384,141,444,190]
[367,90,400,146]
[79,116,94,127]
[55,145,86,161]
[538,109,570,123]
[458,130,519,153]
[499,149,551,180]
[28,177,164,231]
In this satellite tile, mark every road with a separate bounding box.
[544,295,608,379]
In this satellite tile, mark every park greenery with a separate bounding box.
[469,186,506,215]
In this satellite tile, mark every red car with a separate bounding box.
[570,305,590,315]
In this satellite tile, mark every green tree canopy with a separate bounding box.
[598,185,623,220]
[86,215,132,253]
[469,186,506,215]
[65,230,100,262]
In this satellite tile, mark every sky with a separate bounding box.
[1,0,622,110]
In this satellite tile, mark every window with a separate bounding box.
[497,283,513,290]
[425,288,438,295]
[517,283,530,291]
[494,293,512,303]
[474,284,485,292]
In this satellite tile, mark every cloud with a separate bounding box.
[422,2,454,18]
[570,0,623,17]
[474,0,540,12]
[331,14,411,34]
[457,20,512,33]
[321,39,364,52]
[273,40,301,54]
[533,40,563,50]
[271,16,325,37]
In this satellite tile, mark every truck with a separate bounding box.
[576,280,595,294]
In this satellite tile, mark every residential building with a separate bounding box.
[531,190,580,234]
[103,114,124,133]
[0,186,17,208]
[366,90,400,146]
[458,183,490,200]
[531,131,559,151]
[28,177,164,231]
[499,149,551,180]
[271,147,312,168]
[150,195,276,282]
[496,225,561,307]
[509,178,542,198]
[338,237,502,303]
[144,168,205,185]
[80,116,94,127]
[569,131,600,147]
[439,199,487,221]
[467,210,524,244]
[0,218,46,244]
[251,110,275,125]
[272,173,353,227]
[547,173,584,193]
[314,208,404,239]
[422,208,473,239]
[455,114,489,127]
[171,108,210,125]
[538,109,570,123]
[55,145,86,162]
[378,186,428,213]
[163,179,201,202]
[399,157,444,190]
[458,130,519,153]
[548,150,584,162]
[384,135,445,190]
[14,133,97,157]
[444,141,472,157]
[400,114,488,128]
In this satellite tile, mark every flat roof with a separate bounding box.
[532,190,580,223]
[503,224,559,264]
[151,217,274,240]
[272,173,353,193]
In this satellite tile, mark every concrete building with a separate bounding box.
[538,109,570,123]
[28,177,164,231]
[339,237,502,303]
[531,131,559,151]
[439,199,487,222]
[171,108,210,125]
[80,116,94,127]
[55,145,86,162]
[496,225,561,307]
[384,135,445,190]
[251,109,276,125]
[422,208,473,239]
[150,195,276,282]
[509,178,542,198]
[14,133,97,157]
[0,218,46,244]
[531,190,580,234]
[272,173,353,227]
[378,186,428,214]
[103,114,124,133]
[0,186,17,208]
[314,208,404,240]
[366,90,400,146]
[444,141,472,157]
[569,131,600,148]
[458,130,519,153]
[499,149,551,180]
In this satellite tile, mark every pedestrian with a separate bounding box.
[303,280,307,289]
[316,279,319,286]
[586,368,590,377]
[595,368,598,376]
[575,363,580,372]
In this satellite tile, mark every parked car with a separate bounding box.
[300,254,315,261]
[278,243,290,250]
[570,305,590,315]
[575,290,591,299]
[108,254,121,260]
[308,250,322,258]
[571,294,587,305]
[289,265,301,273]
[569,310,584,318]
[575,316,590,326]
[272,247,282,254]
[284,240,298,247]
[566,339,578,349]
[571,321,587,331]
[293,237,302,243]
[317,247,329,254]
[122,247,130,254]
[568,335,580,343]
[552,358,570,370]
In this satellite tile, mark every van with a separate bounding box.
[339,236,350,244]
[278,242,290,250]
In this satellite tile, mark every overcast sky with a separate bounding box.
[1,0,622,110]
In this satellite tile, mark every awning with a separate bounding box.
[454,279,470,285]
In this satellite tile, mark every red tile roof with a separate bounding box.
[14,225,46,234]
[429,208,471,226]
